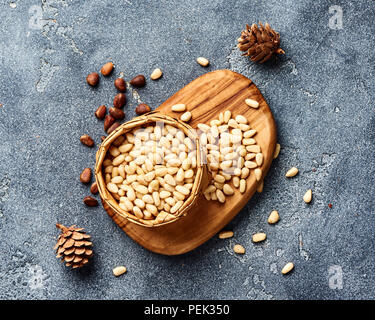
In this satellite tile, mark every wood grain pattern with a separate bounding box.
[102,69,277,255]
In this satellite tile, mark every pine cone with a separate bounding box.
[237,22,284,63]
[54,223,93,268]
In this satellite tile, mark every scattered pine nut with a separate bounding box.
[150,68,162,80]
[218,230,234,239]
[254,168,262,181]
[233,244,245,254]
[252,232,267,243]
[196,57,210,67]
[245,98,259,109]
[303,189,312,203]
[281,262,294,275]
[113,266,127,277]
[180,111,192,122]
[273,143,281,159]
[286,167,299,178]
[171,104,186,112]
[268,210,279,224]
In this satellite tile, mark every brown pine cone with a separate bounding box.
[237,22,285,63]
[54,223,93,268]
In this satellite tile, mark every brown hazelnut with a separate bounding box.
[86,72,99,86]
[100,62,114,76]
[113,93,126,108]
[130,75,146,88]
[135,103,151,115]
[114,78,127,92]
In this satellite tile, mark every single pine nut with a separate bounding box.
[286,167,299,177]
[281,262,294,275]
[239,179,246,193]
[223,184,234,195]
[252,232,267,243]
[256,153,263,166]
[113,266,127,277]
[223,110,231,123]
[245,98,259,109]
[244,129,257,138]
[171,104,186,112]
[246,145,261,153]
[150,68,162,80]
[254,168,262,181]
[218,230,234,239]
[268,210,279,224]
[233,244,245,254]
[107,182,119,194]
[196,57,210,67]
[303,189,312,203]
[273,143,281,159]
[180,111,192,122]
[216,189,226,203]
[235,115,248,124]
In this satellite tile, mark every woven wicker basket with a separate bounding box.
[95,112,207,227]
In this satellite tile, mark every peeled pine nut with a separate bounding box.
[235,115,248,124]
[216,189,226,203]
[244,129,257,138]
[196,57,210,67]
[245,98,259,109]
[252,232,267,243]
[113,266,127,277]
[281,262,294,275]
[218,230,234,239]
[254,168,262,181]
[268,210,279,224]
[303,189,312,203]
[286,167,299,178]
[233,244,245,254]
[180,111,192,122]
[223,184,234,195]
[150,68,162,80]
[256,153,263,166]
[239,179,246,193]
[273,143,281,159]
[171,104,186,112]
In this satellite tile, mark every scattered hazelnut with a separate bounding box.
[90,182,98,195]
[80,134,95,147]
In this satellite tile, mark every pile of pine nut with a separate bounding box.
[103,123,198,224]
[200,110,262,203]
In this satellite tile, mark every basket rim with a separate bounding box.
[95,112,205,227]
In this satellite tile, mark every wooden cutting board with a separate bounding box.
[102,69,277,255]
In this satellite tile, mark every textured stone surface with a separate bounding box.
[0,0,374,300]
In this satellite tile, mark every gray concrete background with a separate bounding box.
[0,0,374,300]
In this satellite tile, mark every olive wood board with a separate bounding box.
[101,69,277,255]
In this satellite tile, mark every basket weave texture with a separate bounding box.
[95,112,206,227]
